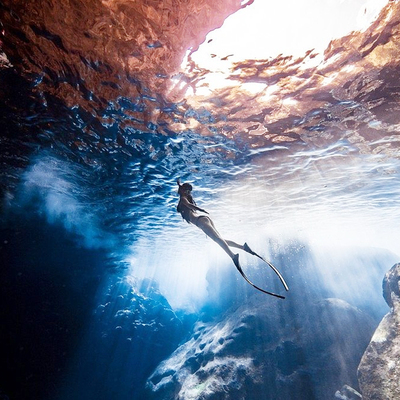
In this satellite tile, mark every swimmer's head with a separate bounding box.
[177,179,193,194]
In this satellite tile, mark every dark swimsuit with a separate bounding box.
[194,214,209,227]
[177,200,209,226]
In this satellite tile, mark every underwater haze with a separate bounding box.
[1,0,400,399]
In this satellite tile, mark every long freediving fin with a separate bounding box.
[232,255,285,299]
[243,243,289,292]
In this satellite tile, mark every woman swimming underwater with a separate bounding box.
[176,179,289,298]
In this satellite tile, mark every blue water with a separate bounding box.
[1,2,400,399]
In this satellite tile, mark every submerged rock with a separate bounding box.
[146,296,375,400]
[59,278,190,400]
[358,263,400,399]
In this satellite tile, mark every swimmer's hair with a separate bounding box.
[177,179,193,191]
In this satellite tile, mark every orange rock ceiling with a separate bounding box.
[0,0,248,106]
[1,0,400,157]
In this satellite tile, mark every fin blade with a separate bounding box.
[243,243,289,292]
[233,259,285,299]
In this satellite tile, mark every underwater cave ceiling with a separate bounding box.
[1,0,400,158]
[0,0,245,104]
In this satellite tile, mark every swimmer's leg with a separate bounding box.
[195,216,238,261]
[225,240,260,256]
[226,240,272,262]
[225,240,246,251]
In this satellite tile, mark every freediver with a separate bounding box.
[176,179,289,298]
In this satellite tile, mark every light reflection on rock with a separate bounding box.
[146,296,375,400]
[0,0,245,113]
[1,1,400,160]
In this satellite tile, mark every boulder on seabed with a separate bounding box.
[146,295,375,400]
[358,263,400,400]
[61,277,192,400]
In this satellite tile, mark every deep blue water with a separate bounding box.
[1,2,400,399]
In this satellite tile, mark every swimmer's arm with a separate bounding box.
[194,205,208,214]
[180,197,209,214]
